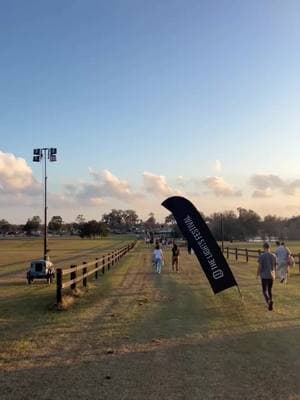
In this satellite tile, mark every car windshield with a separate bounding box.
[34,263,44,272]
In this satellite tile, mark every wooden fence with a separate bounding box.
[56,241,136,308]
[224,246,300,272]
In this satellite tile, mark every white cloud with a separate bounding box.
[63,169,140,205]
[143,171,178,197]
[0,151,44,214]
[176,175,188,188]
[89,197,106,206]
[214,160,222,174]
[203,176,242,197]
[249,174,285,190]
[250,173,300,197]
[0,151,40,193]
[252,188,273,198]
[283,179,300,195]
[100,169,133,198]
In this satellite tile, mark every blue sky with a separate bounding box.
[1,0,300,222]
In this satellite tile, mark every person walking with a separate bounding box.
[153,243,164,274]
[171,243,180,272]
[275,241,291,283]
[257,242,276,311]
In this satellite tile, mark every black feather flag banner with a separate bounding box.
[162,196,238,294]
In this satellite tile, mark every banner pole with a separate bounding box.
[236,285,243,300]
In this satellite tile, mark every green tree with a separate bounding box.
[48,216,63,233]
[165,213,176,225]
[101,209,124,231]
[123,210,139,230]
[237,207,261,240]
[24,216,42,235]
[208,211,240,241]
[76,214,85,225]
[79,220,108,238]
[144,213,156,229]
[0,219,11,235]
[261,215,284,239]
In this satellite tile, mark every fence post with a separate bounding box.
[108,253,111,270]
[235,247,238,261]
[226,247,229,259]
[56,268,62,307]
[258,249,261,258]
[111,250,115,266]
[83,261,87,287]
[95,258,98,279]
[245,249,248,263]
[70,264,76,290]
[298,253,300,273]
[102,255,105,274]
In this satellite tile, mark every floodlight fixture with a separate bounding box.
[33,148,41,155]
[33,155,40,162]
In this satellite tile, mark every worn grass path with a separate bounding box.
[1,242,300,399]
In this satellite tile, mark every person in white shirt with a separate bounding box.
[275,241,291,283]
[153,243,164,274]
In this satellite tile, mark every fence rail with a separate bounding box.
[56,241,137,307]
[224,246,300,272]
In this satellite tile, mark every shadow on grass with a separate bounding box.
[1,326,300,400]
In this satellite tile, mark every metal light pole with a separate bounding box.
[220,213,224,252]
[33,148,57,260]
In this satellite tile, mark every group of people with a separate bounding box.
[152,242,180,274]
[257,241,292,311]
[152,239,292,311]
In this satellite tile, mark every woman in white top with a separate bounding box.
[153,243,164,274]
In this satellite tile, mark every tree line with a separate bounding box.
[1,207,300,240]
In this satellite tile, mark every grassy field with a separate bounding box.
[0,239,300,399]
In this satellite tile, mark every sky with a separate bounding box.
[1,0,300,223]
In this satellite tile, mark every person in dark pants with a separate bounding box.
[257,242,276,311]
[171,243,180,272]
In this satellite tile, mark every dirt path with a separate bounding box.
[1,243,300,400]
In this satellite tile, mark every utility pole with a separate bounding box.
[221,213,224,252]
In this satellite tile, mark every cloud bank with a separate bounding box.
[2,150,300,222]
[250,173,300,197]
[203,176,242,197]
[64,169,141,206]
